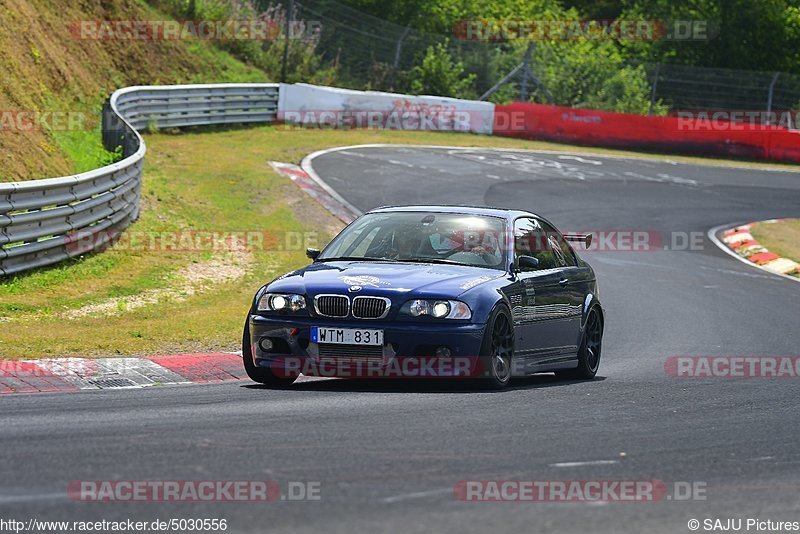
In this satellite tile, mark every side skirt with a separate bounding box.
[511,350,579,376]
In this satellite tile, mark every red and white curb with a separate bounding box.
[709,219,800,282]
[0,352,331,395]
[269,161,360,223]
[0,353,247,394]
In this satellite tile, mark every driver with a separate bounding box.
[388,225,422,259]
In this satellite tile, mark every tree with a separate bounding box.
[620,0,800,74]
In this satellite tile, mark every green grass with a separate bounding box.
[2,125,800,359]
[750,219,800,265]
[49,118,122,174]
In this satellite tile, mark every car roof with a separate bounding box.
[368,205,543,222]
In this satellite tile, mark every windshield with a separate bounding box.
[318,211,507,269]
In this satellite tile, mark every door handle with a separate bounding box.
[558,277,569,286]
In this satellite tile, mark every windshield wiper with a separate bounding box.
[317,256,477,267]
[401,257,465,266]
[316,256,394,262]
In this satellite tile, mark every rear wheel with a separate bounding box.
[556,307,602,380]
[479,306,515,389]
[242,319,297,387]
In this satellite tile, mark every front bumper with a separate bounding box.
[248,314,486,378]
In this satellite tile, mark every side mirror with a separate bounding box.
[564,233,593,249]
[306,248,321,260]
[515,255,539,272]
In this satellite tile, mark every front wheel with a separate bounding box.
[479,305,515,390]
[556,307,603,380]
[242,319,297,387]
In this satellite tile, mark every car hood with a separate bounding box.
[266,261,504,298]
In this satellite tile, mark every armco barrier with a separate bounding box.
[0,84,279,277]
[493,102,800,163]
[6,84,800,277]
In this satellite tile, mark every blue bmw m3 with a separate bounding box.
[243,205,603,389]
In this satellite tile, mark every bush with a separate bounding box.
[409,41,476,98]
[585,65,668,115]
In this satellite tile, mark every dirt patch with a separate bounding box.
[62,242,256,319]
[272,165,346,240]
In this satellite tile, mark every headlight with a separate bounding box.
[401,299,471,320]
[258,293,306,312]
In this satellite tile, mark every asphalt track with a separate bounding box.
[2,146,800,534]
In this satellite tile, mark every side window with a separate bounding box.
[538,220,576,267]
[513,218,557,270]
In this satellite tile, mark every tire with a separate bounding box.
[242,319,297,387]
[478,305,515,390]
[556,306,603,380]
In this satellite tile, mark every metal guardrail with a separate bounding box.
[0,83,279,277]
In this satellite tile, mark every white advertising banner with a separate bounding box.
[278,83,495,134]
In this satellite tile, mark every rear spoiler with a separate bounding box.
[563,233,593,248]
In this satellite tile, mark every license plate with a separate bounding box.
[311,327,383,346]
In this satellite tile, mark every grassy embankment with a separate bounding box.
[0,0,265,182]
